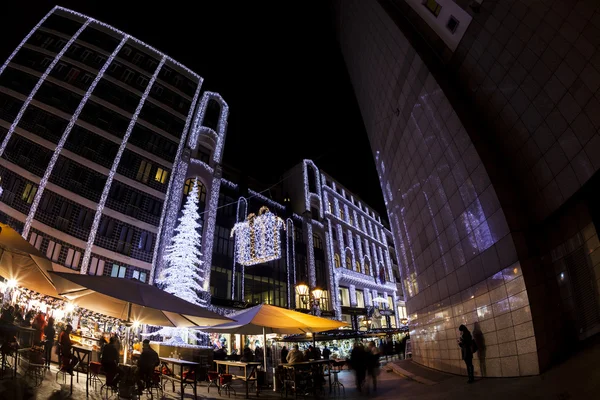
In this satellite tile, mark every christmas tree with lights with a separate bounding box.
[157,178,208,306]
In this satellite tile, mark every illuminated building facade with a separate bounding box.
[0,6,210,284]
[335,0,600,377]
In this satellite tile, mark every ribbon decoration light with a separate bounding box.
[231,206,285,266]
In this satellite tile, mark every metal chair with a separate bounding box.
[219,373,236,397]
[207,370,220,393]
[331,361,345,396]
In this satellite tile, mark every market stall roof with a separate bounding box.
[0,223,58,297]
[49,271,232,327]
[196,303,348,334]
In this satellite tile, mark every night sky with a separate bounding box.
[0,1,387,219]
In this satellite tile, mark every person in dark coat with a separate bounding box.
[101,336,123,386]
[458,324,475,383]
[280,346,289,363]
[322,345,331,360]
[349,342,368,392]
[43,317,55,368]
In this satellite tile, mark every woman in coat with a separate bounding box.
[458,324,475,383]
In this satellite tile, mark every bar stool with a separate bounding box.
[331,361,345,396]
[207,370,220,393]
[144,370,163,399]
[88,362,103,391]
[219,373,236,397]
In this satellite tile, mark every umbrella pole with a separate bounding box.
[263,326,267,386]
[124,302,132,364]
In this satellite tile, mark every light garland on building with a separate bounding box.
[231,206,285,266]
[302,160,323,218]
[285,218,295,308]
[0,9,54,78]
[221,178,238,190]
[187,92,229,165]
[22,35,129,239]
[248,189,285,211]
[231,197,247,300]
[55,7,201,80]
[150,82,202,284]
[81,56,166,274]
[0,20,91,158]
[305,218,316,288]
[199,174,222,286]
[189,157,213,174]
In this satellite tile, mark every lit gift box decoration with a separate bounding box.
[231,206,286,266]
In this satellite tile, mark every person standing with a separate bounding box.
[458,324,475,383]
[280,346,289,363]
[43,317,55,369]
[322,345,331,360]
[58,324,77,375]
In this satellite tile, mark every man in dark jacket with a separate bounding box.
[101,336,123,386]
[136,339,160,394]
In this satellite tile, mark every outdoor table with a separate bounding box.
[72,344,93,397]
[15,326,37,348]
[282,359,332,397]
[159,357,199,400]
[213,360,262,399]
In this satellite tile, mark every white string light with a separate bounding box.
[285,218,295,308]
[187,92,229,165]
[0,20,91,158]
[54,7,200,80]
[305,218,316,288]
[248,189,285,211]
[231,197,247,300]
[81,56,166,274]
[199,174,222,286]
[302,160,323,218]
[150,81,203,284]
[0,8,55,78]
[22,35,130,239]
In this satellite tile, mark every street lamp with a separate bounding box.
[295,283,323,316]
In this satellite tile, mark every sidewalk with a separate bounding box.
[383,334,600,399]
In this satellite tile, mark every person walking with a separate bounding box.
[458,324,476,383]
[349,342,368,392]
[367,341,380,392]
[43,317,55,369]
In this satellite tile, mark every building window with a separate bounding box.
[65,248,81,269]
[136,160,152,183]
[313,234,323,250]
[111,264,127,278]
[46,241,61,262]
[132,270,147,282]
[356,290,365,308]
[339,287,350,307]
[137,231,153,252]
[334,253,341,268]
[28,232,43,250]
[345,255,351,269]
[423,0,442,17]
[327,201,333,214]
[22,183,37,204]
[355,260,361,272]
[76,208,93,230]
[397,305,408,320]
[349,215,354,226]
[183,178,207,205]
[340,207,345,221]
[365,260,371,276]
[89,257,105,276]
[154,167,168,184]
